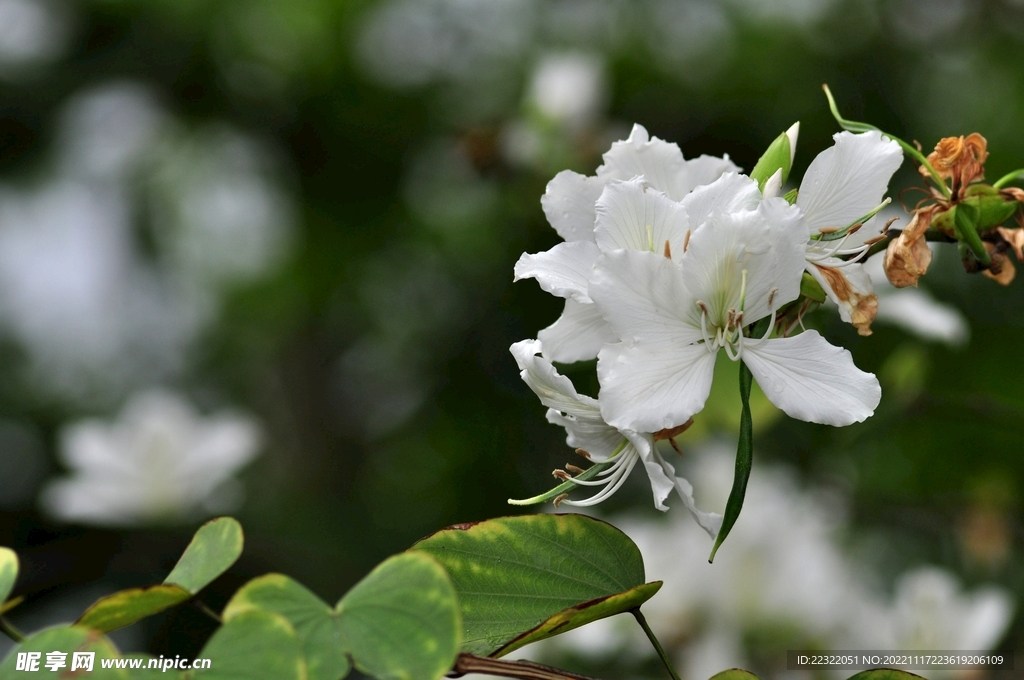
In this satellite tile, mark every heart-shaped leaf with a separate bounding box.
[410,513,658,657]
[165,516,244,594]
[846,671,926,680]
[198,609,305,680]
[77,517,244,633]
[0,548,17,605]
[0,625,126,680]
[223,574,349,680]
[336,551,460,680]
[224,553,460,680]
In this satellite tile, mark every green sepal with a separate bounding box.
[800,271,827,303]
[961,191,1019,232]
[750,126,795,192]
[952,201,991,265]
[782,188,798,204]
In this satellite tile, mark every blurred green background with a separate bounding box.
[1,0,1023,677]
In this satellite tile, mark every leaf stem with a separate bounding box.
[632,609,682,680]
[993,169,1024,189]
[192,600,223,624]
[0,616,24,642]
[449,652,601,680]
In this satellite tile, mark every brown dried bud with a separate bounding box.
[922,133,988,188]
[982,244,1016,285]
[884,208,935,287]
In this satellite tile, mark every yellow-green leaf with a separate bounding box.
[77,584,191,634]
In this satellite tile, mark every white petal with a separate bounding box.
[762,168,783,200]
[678,154,743,196]
[742,330,881,426]
[597,340,718,433]
[598,124,738,200]
[679,172,761,231]
[628,432,675,510]
[807,259,875,326]
[796,130,903,234]
[652,448,723,538]
[540,170,604,242]
[510,339,621,459]
[546,409,624,461]
[538,299,618,363]
[598,124,686,197]
[589,249,704,347]
[594,177,690,263]
[679,199,806,326]
[514,240,600,302]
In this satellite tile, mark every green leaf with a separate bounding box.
[77,585,191,633]
[76,517,243,634]
[709,671,761,680]
[165,516,244,594]
[198,609,305,680]
[498,582,661,657]
[223,574,349,680]
[337,551,460,680]
[845,671,926,680]
[710,360,755,563]
[0,625,127,680]
[411,513,656,657]
[0,548,17,605]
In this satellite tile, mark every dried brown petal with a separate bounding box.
[995,227,1024,261]
[884,208,935,287]
[983,252,1016,285]
[813,264,879,336]
[923,133,988,188]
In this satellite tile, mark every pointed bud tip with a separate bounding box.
[785,122,800,166]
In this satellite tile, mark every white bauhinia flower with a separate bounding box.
[514,124,741,362]
[590,195,881,434]
[509,339,722,537]
[40,389,261,526]
[795,130,904,335]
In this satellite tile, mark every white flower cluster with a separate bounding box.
[511,123,906,537]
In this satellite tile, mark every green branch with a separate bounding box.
[632,609,682,680]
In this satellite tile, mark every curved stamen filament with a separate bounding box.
[561,447,640,507]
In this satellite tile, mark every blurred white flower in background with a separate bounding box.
[536,441,1013,679]
[41,390,261,526]
[526,52,606,127]
[0,81,295,403]
[0,0,71,80]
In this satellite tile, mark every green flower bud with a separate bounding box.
[750,122,799,193]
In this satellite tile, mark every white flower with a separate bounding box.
[589,190,881,433]
[796,130,904,335]
[514,124,740,362]
[509,339,721,537]
[526,52,606,127]
[41,389,261,526]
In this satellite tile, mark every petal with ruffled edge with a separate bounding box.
[538,299,618,364]
[807,259,878,336]
[597,340,718,434]
[594,177,690,263]
[797,130,903,242]
[513,240,600,302]
[598,124,740,200]
[741,330,880,426]
[540,170,605,242]
[679,172,762,232]
[510,339,622,460]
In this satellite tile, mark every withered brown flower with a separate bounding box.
[920,133,988,191]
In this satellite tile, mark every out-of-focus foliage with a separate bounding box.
[1,0,1023,675]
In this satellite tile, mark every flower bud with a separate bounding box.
[750,122,799,193]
